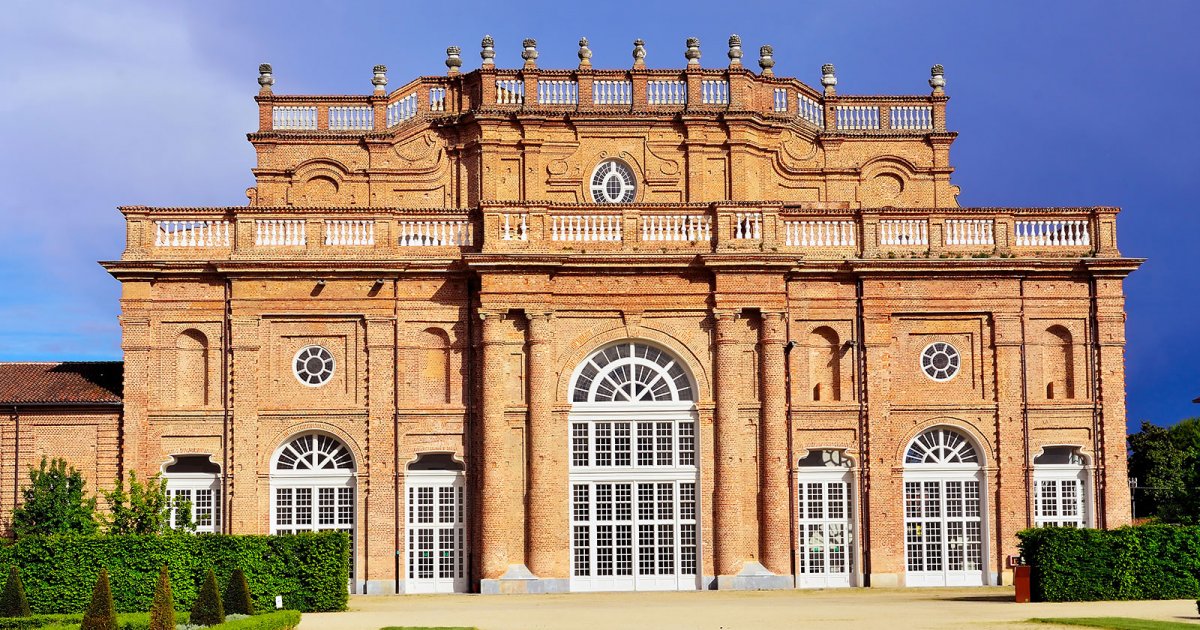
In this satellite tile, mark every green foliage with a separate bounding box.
[146,566,173,630]
[204,610,300,630]
[11,458,98,537]
[0,532,347,614]
[190,568,224,626]
[80,569,117,630]
[1128,419,1200,523]
[1030,618,1200,630]
[101,472,173,536]
[223,569,253,616]
[1018,524,1200,602]
[171,495,196,534]
[0,566,31,617]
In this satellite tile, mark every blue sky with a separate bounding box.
[1,1,1197,430]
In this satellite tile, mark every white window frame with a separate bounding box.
[404,469,468,594]
[165,473,222,533]
[795,457,855,589]
[589,160,637,204]
[1033,458,1090,528]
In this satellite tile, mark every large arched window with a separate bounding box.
[902,427,987,587]
[270,433,357,588]
[567,341,699,592]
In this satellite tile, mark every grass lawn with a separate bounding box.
[1031,618,1200,630]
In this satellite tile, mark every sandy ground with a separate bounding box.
[298,587,1200,630]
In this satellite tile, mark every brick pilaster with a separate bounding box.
[759,311,791,576]
[525,311,566,578]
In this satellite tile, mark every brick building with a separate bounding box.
[2,36,1142,594]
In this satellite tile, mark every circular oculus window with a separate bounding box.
[294,345,335,387]
[920,341,960,382]
[590,160,637,203]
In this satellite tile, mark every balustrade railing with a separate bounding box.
[324,220,375,245]
[879,219,927,246]
[154,220,231,247]
[255,219,307,246]
[387,93,418,126]
[1014,220,1090,247]
[889,105,932,131]
[799,95,823,127]
[399,220,473,246]
[945,219,994,246]
[593,80,632,105]
[501,213,528,241]
[551,215,622,242]
[641,215,711,242]
[773,88,788,113]
[836,105,880,131]
[647,80,687,106]
[328,106,373,131]
[272,106,317,130]
[784,220,855,247]
[496,79,525,105]
[734,212,762,239]
[701,80,728,105]
[429,87,447,112]
[537,80,578,105]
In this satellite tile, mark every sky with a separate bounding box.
[0,0,1197,431]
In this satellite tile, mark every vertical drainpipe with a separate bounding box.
[1019,278,1032,530]
[10,406,18,519]
[463,274,478,591]
[393,277,401,594]
[222,276,232,533]
[783,337,796,578]
[1088,275,1105,528]
[854,277,870,584]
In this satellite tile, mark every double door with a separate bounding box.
[903,477,985,586]
[405,474,467,593]
[796,476,853,588]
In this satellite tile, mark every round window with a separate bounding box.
[920,342,960,382]
[590,160,637,203]
[294,345,335,386]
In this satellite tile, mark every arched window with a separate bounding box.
[176,329,209,407]
[572,342,693,403]
[902,427,987,587]
[796,450,853,588]
[1043,326,1074,400]
[590,160,637,204]
[405,453,467,594]
[271,433,357,588]
[568,341,699,592]
[808,327,841,402]
[163,455,221,533]
[1033,446,1088,528]
[419,327,452,404]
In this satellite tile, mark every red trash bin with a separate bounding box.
[1014,565,1031,603]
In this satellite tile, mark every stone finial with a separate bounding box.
[578,37,592,68]
[257,63,274,91]
[727,35,743,67]
[821,63,837,95]
[632,39,647,69]
[929,63,946,94]
[480,35,496,67]
[445,46,462,75]
[521,38,538,68]
[758,45,775,76]
[371,64,388,92]
[685,37,701,67]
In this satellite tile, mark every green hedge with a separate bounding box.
[8,611,300,630]
[0,533,347,614]
[1018,524,1200,601]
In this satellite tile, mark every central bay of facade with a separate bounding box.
[105,36,1137,595]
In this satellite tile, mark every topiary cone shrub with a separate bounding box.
[223,568,254,616]
[148,565,174,630]
[190,567,224,626]
[80,569,117,630]
[0,565,31,617]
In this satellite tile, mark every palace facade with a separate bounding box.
[0,36,1141,595]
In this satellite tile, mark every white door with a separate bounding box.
[796,476,852,588]
[903,478,984,586]
[405,472,467,593]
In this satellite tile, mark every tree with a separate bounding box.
[171,494,196,533]
[11,457,98,537]
[80,569,117,630]
[190,568,224,626]
[101,471,173,535]
[1128,418,1200,523]
[148,565,174,630]
[223,568,254,616]
[0,566,31,617]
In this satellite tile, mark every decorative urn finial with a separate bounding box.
[578,37,592,68]
[821,63,837,95]
[257,63,274,91]
[371,64,387,92]
[685,37,701,67]
[445,46,462,75]
[929,64,946,94]
[632,39,647,69]
[480,35,496,67]
[758,45,775,76]
[521,38,538,68]
[727,35,743,67]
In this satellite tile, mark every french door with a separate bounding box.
[796,475,853,588]
[405,472,467,593]
[903,477,985,586]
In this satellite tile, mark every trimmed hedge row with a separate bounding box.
[0,533,347,614]
[1018,524,1200,601]
[11,610,300,630]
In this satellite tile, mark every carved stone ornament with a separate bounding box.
[521,38,538,62]
[685,37,701,66]
[445,46,463,73]
[727,34,743,65]
[578,37,592,67]
[480,35,496,65]
[371,64,387,89]
[257,63,275,88]
[632,39,647,67]
[929,63,946,92]
[758,45,775,74]
[821,63,837,88]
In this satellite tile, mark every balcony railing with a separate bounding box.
[123,206,1118,262]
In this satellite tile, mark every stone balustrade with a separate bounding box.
[121,206,1119,261]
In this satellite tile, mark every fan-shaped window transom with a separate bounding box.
[274,433,355,471]
[905,428,979,465]
[572,342,694,403]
